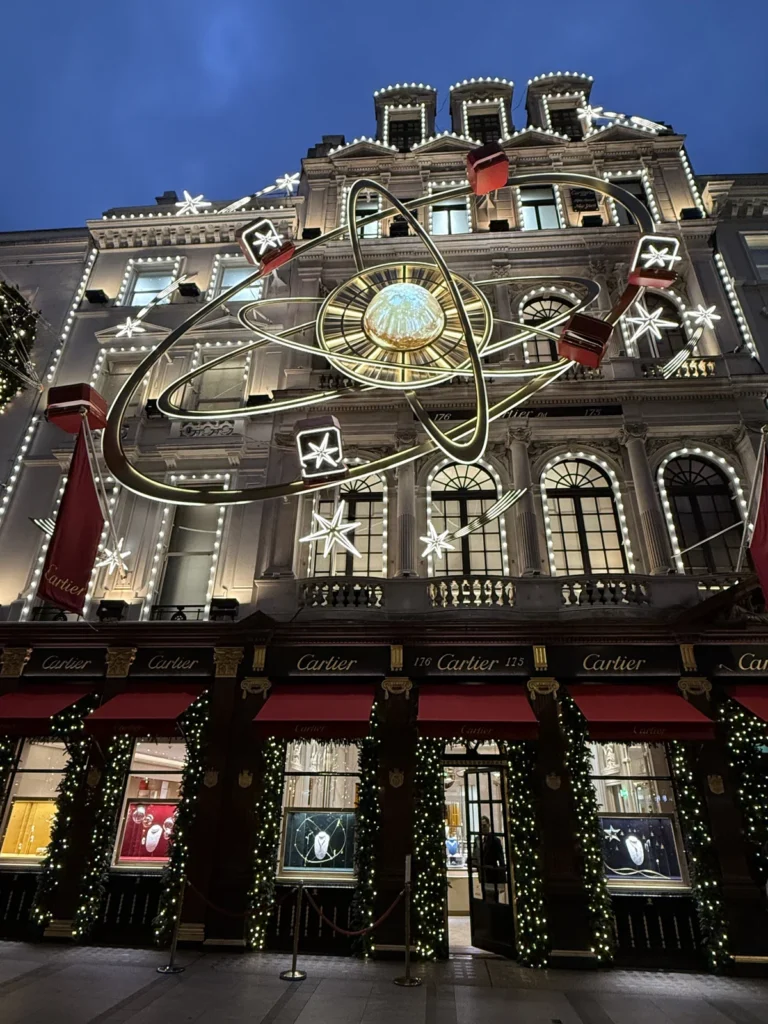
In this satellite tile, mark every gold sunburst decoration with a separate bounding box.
[316,262,492,388]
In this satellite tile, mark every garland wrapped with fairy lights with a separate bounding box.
[0,278,40,409]
[502,740,549,966]
[247,737,287,949]
[668,741,730,970]
[413,737,448,960]
[0,735,15,791]
[31,695,99,927]
[718,697,768,886]
[350,705,381,957]
[72,734,133,939]
[559,692,614,962]
[153,692,212,946]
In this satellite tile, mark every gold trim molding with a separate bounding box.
[382,676,413,699]
[214,647,244,678]
[527,676,559,697]
[678,677,712,700]
[106,647,136,679]
[241,676,271,699]
[0,647,31,677]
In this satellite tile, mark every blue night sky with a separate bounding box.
[1,0,765,231]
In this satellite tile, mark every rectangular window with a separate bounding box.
[613,178,649,226]
[467,112,502,145]
[590,741,688,889]
[113,740,185,868]
[278,740,359,882]
[432,201,469,236]
[388,118,422,152]
[354,200,379,238]
[195,353,247,411]
[99,358,142,412]
[218,264,263,302]
[126,269,175,307]
[157,503,220,613]
[519,186,561,230]
[0,740,68,863]
[744,235,768,281]
[549,107,583,140]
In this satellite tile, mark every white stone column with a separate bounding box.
[507,425,542,576]
[261,447,299,578]
[619,423,674,575]
[395,438,418,577]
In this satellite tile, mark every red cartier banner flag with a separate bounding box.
[749,450,768,603]
[37,424,103,614]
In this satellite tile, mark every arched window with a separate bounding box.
[542,459,628,575]
[520,294,575,363]
[662,456,744,574]
[629,296,687,360]
[311,475,386,578]
[428,463,505,577]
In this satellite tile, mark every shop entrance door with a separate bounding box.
[464,766,516,958]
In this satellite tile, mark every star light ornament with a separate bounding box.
[684,304,721,330]
[603,825,622,843]
[295,422,346,480]
[175,191,212,216]
[301,503,362,559]
[275,172,300,194]
[94,537,131,576]
[625,299,679,351]
[115,317,146,339]
[640,244,682,270]
[302,433,339,471]
[577,105,665,133]
[421,521,456,560]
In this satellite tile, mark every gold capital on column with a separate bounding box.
[0,647,31,677]
[106,647,136,678]
[214,647,244,678]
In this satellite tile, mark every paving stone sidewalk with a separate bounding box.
[1,941,767,1024]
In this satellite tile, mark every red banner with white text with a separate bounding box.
[37,424,103,614]
[749,449,768,604]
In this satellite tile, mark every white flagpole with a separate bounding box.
[736,426,768,572]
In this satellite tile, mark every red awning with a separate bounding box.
[727,685,768,723]
[0,688,91,734]
[85,687,205,736]
[570,684,715,741]
[417,684,538,740]
[254,684,375,739]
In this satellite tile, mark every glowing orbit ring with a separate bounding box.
[102,173,654,505]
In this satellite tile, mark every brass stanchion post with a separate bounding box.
[157,876,187,975]
[280,884,307,981]
[394,855,422,988]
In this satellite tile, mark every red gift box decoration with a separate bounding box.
[260,240,295,273]
[238,218,295,274]
[45,383,108,434]
[628,266,679,289]
[467,143,509,196]
[557,313,613,368]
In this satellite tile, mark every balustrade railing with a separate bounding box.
[300,578,385,608]
[560,576,650,607]
[428,576,515,608]
[642,358,717,379]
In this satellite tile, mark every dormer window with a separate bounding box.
[355,199,380,238]
[548,107,583,141]
[388,117,422,152]
[518,186,561,230]
[467,112,501,145]
[613,178,650,226]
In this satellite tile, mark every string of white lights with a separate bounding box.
[115,256,183,307]
[713,252,758,359]
[603,169,661,226]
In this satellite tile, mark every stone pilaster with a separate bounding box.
[506,425,542,576]
[395,449,417,577]
[619,423,674,575]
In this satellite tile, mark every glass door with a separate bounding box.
[464,766,516,957]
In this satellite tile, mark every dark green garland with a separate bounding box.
[31,694,99,927]
[559,692,614,962]
[153,692,212,946]
[668,741,730,970]
[503,740,549,966]
[72,733,133,939]
[350,704,381,956]
[0,735,16,792]
[247,737,287,949]
[0,278,39,408]
[413,737,448,960]
[718,697,768,886]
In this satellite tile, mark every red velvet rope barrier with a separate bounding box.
[303,887,405,938]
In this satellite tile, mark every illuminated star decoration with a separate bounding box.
[251,223,285,258]
[300,502,362,559]
[301,432,340,472]
[94,537,131,576]
[275,172,300,194]
[420,521,456,560]
[175,191,212,216]
[603,825,621,843]
[625,300,679,349]
[577,105,664,133]
[640,244,682,270]
[115,317,146,339]
[684,304,721,330]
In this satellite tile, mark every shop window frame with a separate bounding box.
[0,738,69,865]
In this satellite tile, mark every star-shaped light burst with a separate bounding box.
[625,300,679,349]
[175,191,212,216]
[603,825,621,843]
[115,317,146,339]
[251,223,285,257]
[640,244,682,270]
[420,521,456,561]
[300,503,362,559]
[94,537,132,576]
[275,172,300,194]
[684,304,721,330]
[301,432,340,472]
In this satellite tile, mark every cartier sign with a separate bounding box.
[131,648,213,678]
[703,646,768,677]
[549,645,680,678]
[405,646,531,677]
[24,647,106,679]
[266,646,389,678]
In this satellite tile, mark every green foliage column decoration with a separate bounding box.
[718,697,768,886]
[0,279,39,407]
[72,734,133,940]
[559,692,614,963]
[413,737,448,960]
[503,740,549,966]
[153,692,212,946]
[350,704,380,956]
[669,741,730,970]
[31,695,99,927]
[247,737,287,949]
[0,735,16,792]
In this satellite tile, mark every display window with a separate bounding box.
[113,740,185,868]
[589,741,688,890]
[278,741,359,883]
[0,740,68,863]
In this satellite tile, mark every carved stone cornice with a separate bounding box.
[0,647,31,678]
[214,647,244,678]
[106,647,136,679]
